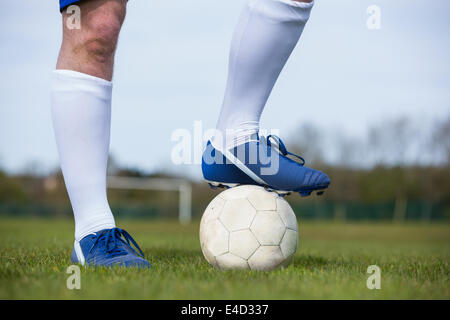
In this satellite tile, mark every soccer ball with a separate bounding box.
[200,185,298,271]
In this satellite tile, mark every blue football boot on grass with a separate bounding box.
[202,134,330,197]
[71,227,150,268]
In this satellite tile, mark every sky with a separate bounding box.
[0,0,449,180]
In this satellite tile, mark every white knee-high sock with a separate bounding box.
[215,0,314,150]
[51,70,115,241]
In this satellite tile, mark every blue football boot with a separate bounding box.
[71,227,151,268]
[202,134,330,197]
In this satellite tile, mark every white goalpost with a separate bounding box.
[107,176,192,224]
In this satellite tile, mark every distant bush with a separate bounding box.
[0,170,28,203]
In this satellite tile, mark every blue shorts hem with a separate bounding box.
[59,0,82,12]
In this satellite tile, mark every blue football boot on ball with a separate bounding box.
[71,227,151,268]
[202,134,330,197]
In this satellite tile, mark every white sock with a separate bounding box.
[214,0,314,150]
[51,70,116,241]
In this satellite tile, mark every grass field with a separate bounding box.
[0,218,448,299]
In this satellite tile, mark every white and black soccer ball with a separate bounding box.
[200,185,298,271]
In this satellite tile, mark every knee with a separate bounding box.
[63,1,126,65]
[82,13,123,64]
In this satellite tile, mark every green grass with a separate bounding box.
[0,218,448,299]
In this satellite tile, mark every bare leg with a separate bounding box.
[57,0,127,80]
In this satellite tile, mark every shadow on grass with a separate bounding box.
[146,248,361,273]
[145,248,363,273]
[293,255,330,268]
[144,247,204,263]
[292,254,364,273]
